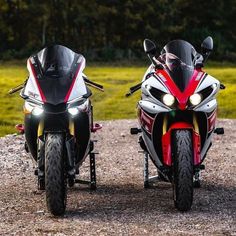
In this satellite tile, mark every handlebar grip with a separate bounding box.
[8,85,24,94]
[129,82,142,93]
[125,82,142,97]
[220,83,226,89]
[84,77,104,90]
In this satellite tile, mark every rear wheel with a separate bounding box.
[172,130,193,211]
[45,133,66,216]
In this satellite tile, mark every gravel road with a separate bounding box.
[0,119,235,235]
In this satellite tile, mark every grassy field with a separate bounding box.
[0,62,235,136]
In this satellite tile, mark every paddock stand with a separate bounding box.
[74,147,98,190]
[74,123,102,190]
[143,152,165,188]
[130,127,163,188]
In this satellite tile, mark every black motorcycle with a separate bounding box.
[9,45,103,216]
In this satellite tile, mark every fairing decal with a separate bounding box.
[207,109,217,132]
[138,108,155,134]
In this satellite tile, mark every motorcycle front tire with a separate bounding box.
[172,129,193,211]
[45,133,67,216]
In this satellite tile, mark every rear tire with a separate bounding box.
[45,133,66,216]
[172,130,193,211]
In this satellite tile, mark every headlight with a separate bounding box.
[68,99,89,116]
[162,94,175,106]
[32,107,44,116]
[189,93,202,106]
[24,101,44,116]
[68,107,79,116]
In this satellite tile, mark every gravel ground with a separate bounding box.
[0,119,235,235]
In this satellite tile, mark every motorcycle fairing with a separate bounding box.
[139,68,216,168]
[24,59,46,102]
[138,108,155,134]
[24,45,87,105]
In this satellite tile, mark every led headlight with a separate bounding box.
[32,107,44,116]
[68,107,79,116]
[24,101,44,116]
[189,93,202,106]
[162,94,175,106]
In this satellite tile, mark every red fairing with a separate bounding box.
[162,122,201,166]
[138,108,154,134]
[29,60,46,102]
[156,69,205,110]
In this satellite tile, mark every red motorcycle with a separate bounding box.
[126,37,225,211]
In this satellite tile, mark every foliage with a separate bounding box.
[0,0,235,61]
[0,62,235,136]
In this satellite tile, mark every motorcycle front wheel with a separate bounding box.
[172,129,193,211]
[45,133,67,216]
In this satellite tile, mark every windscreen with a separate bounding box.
[29,45,85,105]
[157,40,196,91]
[37,45,75,78]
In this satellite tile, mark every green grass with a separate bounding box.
[0,62,235,136]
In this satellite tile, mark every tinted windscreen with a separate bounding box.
[30,45,84,105]
[37,45,75,78]
[157,40,195,91]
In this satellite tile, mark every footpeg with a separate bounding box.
[130,127,141,135]
[214,127,224,135]
[91,123,102,132]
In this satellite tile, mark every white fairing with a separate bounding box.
[23,59,43,102]
[194,74,220,112]
[67,56,87,102]
[140,66,171,112]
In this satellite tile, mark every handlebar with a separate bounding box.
[83,77,104,92]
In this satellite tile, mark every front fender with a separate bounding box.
[162,122,201,166]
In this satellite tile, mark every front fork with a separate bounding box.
[36,119,77,190]
[161,113,202,186]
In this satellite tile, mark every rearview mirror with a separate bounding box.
[143,39,157,56]
[201,36,213,62]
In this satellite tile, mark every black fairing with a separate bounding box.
[24,114,39,160]
[31,45,84,105]
[74,111,91,164]
[158,40,196,92]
